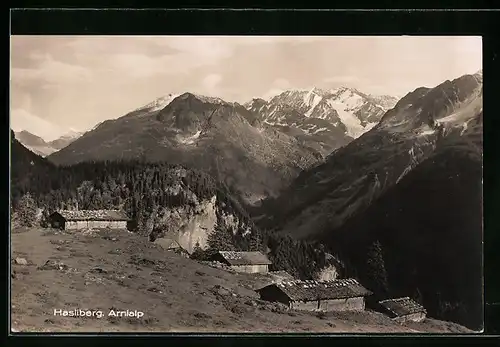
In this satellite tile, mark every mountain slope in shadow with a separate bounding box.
[319,140,483,330]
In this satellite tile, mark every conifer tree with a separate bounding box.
[207,222,235,253]
[17,192,37,227]
[40,208,51,228]
[190,242,206,260]
[366,240,390,297]
[248,229,263,252]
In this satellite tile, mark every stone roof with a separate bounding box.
[218,251,272,266]
[154,238,182,250]
[269,271,295,280]
[54,210,130,221]
[379,297,426,317]
[258,278,372,301]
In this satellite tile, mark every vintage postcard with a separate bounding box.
[10,35,483,333]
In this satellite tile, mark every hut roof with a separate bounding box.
[218,251,272,266]
[258,278,372,301]
[154,238,182,250]
[379,297,426,317]
[269,271,295,280]
[54,210,130,222]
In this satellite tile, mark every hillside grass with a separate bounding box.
[10,227,472,333]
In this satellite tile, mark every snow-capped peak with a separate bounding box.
[330,86,353,94]
[245,85,399,140]
[135,93,179,113]
[303,88,324,114]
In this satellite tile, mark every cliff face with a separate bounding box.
[154,196,218,253]
[151,195,251,254]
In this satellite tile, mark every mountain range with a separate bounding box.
[256,72,483,238]
[47,87,396,205]
[244,87,398,154]
[253,71,483,329]
[14,130,83,157]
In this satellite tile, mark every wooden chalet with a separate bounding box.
[49,210,130,230]
[212,251,272,273]
[256,278,372,312]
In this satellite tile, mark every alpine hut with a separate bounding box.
[49,210,130,230]
[211,251,272,273]
[256,278,372,312]
[378,297,427,323]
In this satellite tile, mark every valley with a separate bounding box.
[14,130,83,157]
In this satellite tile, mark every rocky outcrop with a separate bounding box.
[154,196,217,253]
[152,195,250,254]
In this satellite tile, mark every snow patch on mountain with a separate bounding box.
[326,99,364,138]
[177,130,202,145]
[460,122,469,135]
[436,91,483,128]
[90,121,103,132]
[397,145,421,184]
[438,112,463,124]
[417,126,437,137]
[312,127,328,134]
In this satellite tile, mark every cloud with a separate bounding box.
[11,53,92,87]
[10,108,66,141]
[110,53,169,78]
[94,37,236,80]
[323,75,360,84]
[163,37,233,63]
[202,74,222,93]
[11,36,330,91]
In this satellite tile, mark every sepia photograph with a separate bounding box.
[10,35,483,333]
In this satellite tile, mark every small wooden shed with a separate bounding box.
[378,297,427,323]
[49,210,130,230]
[256,278,372,312]
[212,251,272,273]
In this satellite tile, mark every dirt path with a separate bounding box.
[10,227,472,333]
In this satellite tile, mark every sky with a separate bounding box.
[10,35,482,141]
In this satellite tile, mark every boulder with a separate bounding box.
[14,257,28,265]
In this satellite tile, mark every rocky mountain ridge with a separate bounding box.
[245,87,399,154]
[47,92,321,205]
[14,130,83,157]
[255,72,483,239]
